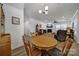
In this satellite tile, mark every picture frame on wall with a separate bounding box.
[12,16,20,25]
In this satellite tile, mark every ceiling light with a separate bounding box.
[38,10,42,14]
[45,6,48,11]
[45,11,48,14]
[38,5,48,14]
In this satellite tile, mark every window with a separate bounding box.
[55,23,67,30]
[56,24,61,30]
[60,24,67,30]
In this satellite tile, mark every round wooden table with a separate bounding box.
[31,34,57,55]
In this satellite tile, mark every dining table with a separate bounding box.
[31,33,57,55]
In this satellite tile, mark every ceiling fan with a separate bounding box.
[38,5,48,14]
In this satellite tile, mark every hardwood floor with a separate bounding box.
[12,42,79,56]
[68,42,79,56]
[12,46,26,56]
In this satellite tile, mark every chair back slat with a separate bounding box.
[62,38,73,56]
[23,35,31,56]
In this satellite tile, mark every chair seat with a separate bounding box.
[31,49,41,56]
[48,48,63,56]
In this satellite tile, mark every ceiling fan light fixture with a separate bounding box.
[38,5,48,14]
[45,11,48,14]
[45,6,48,10]
[38,10,42,14]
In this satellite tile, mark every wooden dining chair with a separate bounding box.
[23,34,41,56]
[47,37,73,56]
[62,38,73,56]
[23,35,30,55]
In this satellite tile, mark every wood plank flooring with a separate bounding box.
[12,42,79,56]
[12,46,26,56]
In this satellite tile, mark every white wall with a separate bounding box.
[24,17,72,36]
[74,17,79,43]
[3,4,24,50]
[24,18,46,36]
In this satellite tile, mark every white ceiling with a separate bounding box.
[4,3,79,22]
[24,3,79,22]
[5,3,24,9]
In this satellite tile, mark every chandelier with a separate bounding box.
[38,5,48,14]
